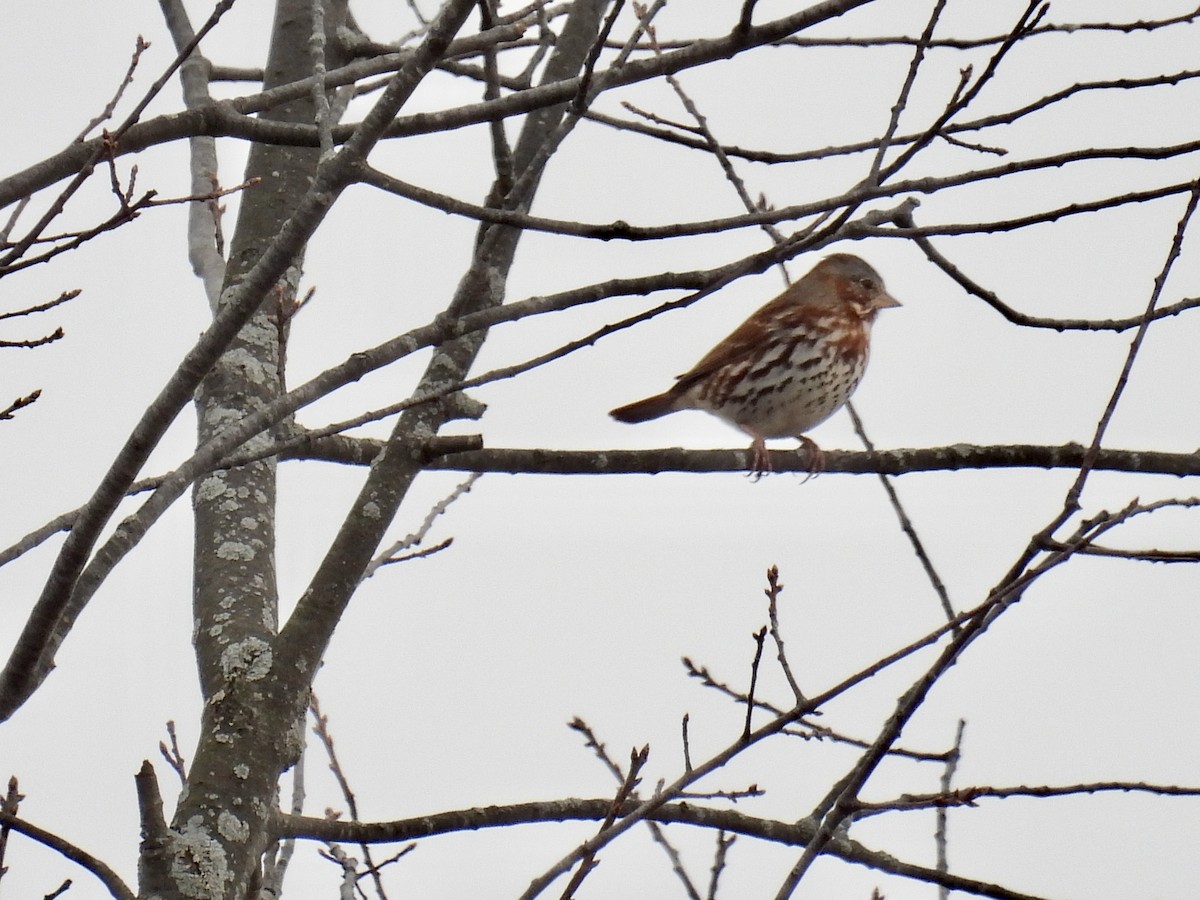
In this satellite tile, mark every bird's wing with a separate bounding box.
[673,292,824,390]
[675,314,772,387]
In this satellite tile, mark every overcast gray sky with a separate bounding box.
[2,2,1199,897]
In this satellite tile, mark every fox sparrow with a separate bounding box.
[609,253,900,475]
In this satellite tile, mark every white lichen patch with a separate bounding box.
[217,810,250,843]
[217,541,256,561]
[239,316,279,350]
[220,347,269,384]
[172,818,231,897]
[196,474,229,504]
[233,764,250,780]
[219,637,273,682]
[362,500,382,519]
[201,405,243,430]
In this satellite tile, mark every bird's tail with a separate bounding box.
[609,391,678,423]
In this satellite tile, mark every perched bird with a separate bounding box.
[609,253,900,475]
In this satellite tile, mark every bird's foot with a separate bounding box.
[747,437,772,481]
[796,435,823,483]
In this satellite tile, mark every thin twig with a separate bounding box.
[0,290,81,322]
[743,627,768,742]
[0,0,238,270]
[867,0,948,184]
[847,402,955,623]
[763,566,804,703]
[363,473,479,579]
[477,0,514,194]
[706,830,735,900]
[639,8,791,277]
[569,717,702,899]
[571,0,626,113]
[0,391,42,420]
[681,713,693,772]
[935,720,965,900]
[557,745,650,900]
[157,720,187,782]
[75,36,152,141]
[1062,178,1200,511]
[310,693,391,900]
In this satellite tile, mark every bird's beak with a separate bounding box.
[873,291,902,310]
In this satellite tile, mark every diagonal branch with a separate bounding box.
[274,0,611,684]
[0,812,135,900]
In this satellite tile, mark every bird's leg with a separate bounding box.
[796,435,824,481]
[747,435,772,480]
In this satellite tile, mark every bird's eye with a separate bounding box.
[858,278,876,290]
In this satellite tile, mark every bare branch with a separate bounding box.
[555,744,649,900]
[363,474,479,579]
[0,331,62,350]
[310,694,391,900]
[0,390,43,420]
[935,721,965,900]
[278,798,1052,900]
[742,626,768,742]
[861,778,1200,813]
[847,402,955,623]
[763,566,804,704]
[1061,179,1200,511]
[75,36,152,142]
[421,444,1200,478]
[0,812,134,900]
[867,0,948,184]
[0,290,81,322]
[157,720,187,783]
